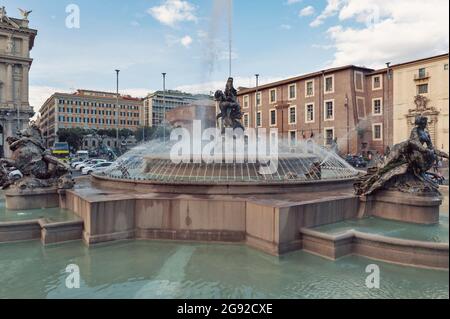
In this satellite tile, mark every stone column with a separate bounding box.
[5,63,13,104]
[21,64,29,107]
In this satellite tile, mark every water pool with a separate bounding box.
[313,190,449,243]
[312,216,449,243]
[0,240,447,299]
[0,195,79,223]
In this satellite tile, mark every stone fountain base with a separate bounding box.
[359,190,441,225]
[4,188,63,210]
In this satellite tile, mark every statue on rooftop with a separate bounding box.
[18,8,32,20]
[354,116,448,196]
[215,77,244,133]
[0,123,74,191]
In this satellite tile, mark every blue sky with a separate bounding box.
[2,0,449,108]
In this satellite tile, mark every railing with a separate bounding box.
[414,72,430,80]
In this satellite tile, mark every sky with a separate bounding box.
[2,0,449,110]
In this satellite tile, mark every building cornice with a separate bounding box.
[0,54,33,64]
[237,65,374,96]
[391,53,449,70]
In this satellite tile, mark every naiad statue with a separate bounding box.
[0,123,74,190]
[354,116,448,196]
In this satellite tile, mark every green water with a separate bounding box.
[0,240,448,299]
[313,190,449,243]
[313,216,449,243]
[0,195,79,223]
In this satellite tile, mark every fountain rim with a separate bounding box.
[90,172,360,195]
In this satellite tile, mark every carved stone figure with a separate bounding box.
[18,8,32,20]
[215,77,244,133]
[0,123,74,191]
[354,116,448,196]
[0,6,7,23]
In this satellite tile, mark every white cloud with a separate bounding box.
[30,86,70,111]
[299,6,315,17]
[181,35,193,48]
[130,21,140,27]
[148,0,197,28]
[286,0,302,5]
[166,34,194,48]
[313,0,449,68]
[310,0,343,27]
[280,24,292,30]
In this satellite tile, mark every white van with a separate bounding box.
[76,150,89,160]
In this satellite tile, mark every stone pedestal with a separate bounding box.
[360,190,441,225]
[4,188,60,210]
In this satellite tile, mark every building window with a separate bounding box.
[269,109,277,126]
[354,71,364,92]
[417,84,428,94]
[269,89,277,104]
[289,131,297,146]
[289,106,296,124]
[256,111,262,127]
[324,100,334,121]
[306,80,314,97]
[372,75,382,90]
[325,75,334,93]
[418,68,426,79]
[255,92,262,107]
[288,84,296,100]
[445,64,449,70]
[305,103,314,123]
[243,95,249,108]
[324,128,334,146]
[373,98,383,115]
[356,97,365,119]
[243,113,249,128]
[373,123,383,141]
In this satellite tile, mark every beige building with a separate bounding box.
[392,54,449,153]
[143,90,212,127]
[0,7,37,157]
[38,89,144,148]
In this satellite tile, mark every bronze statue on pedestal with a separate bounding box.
[355,116,448,196]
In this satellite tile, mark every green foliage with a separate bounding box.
[57,128,91,151]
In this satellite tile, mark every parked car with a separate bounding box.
[71,158,89,169]
[75,159,106,171]
[8,169,23,181]
[345,155,368,168]
[82,162,114,175]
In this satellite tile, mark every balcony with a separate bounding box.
[414,72,430,81]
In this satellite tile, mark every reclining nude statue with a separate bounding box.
[0,123,74,191]
[354,116,448,196]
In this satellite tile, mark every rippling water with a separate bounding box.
[0,240,447,299]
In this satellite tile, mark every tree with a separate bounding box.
[57,128,90,151]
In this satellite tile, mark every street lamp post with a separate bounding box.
[255,74,259,129]
[115,69,120,146]
[162,72,167,142]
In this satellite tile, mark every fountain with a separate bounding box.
[355,115,449,224]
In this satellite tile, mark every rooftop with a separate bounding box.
[237,53,449,95]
